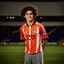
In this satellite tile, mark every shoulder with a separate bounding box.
[20,24,26,30]
[36,21,44,28]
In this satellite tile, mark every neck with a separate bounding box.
[27,20,35,26]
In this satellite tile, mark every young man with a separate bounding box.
[20,5,48,64]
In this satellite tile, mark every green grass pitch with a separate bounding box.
[0,45,64,64]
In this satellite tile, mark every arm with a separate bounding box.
[42,39,48,50]
[39,23,48,49]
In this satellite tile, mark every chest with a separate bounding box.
[23,25,40,36]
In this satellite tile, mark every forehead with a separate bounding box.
[25,10,33,14]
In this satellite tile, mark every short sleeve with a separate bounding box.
[20,27,25,40]
[40,25,48,39]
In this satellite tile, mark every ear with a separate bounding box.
[24,16,26,18]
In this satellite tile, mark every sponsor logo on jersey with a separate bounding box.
[33,28,37,34]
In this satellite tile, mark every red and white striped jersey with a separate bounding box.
[20,21,48,54]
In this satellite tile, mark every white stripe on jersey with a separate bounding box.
[22,27,26,39]
[36,26,39,53]
[40,35,43,52]
[28,26,31,54]
[40,42,43,52]
[22,27,24,33]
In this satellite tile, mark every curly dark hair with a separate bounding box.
[21,5,38,20]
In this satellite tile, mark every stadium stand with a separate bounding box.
[0,26,64,45]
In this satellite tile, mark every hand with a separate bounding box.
[42,43,45,50]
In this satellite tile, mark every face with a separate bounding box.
[24,10,35,22]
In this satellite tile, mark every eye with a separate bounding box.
[30,13,33,15]
[26,13,29,15]
[25,12,33,15]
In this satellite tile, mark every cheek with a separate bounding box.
[24,15,34,20]
[31,15,34,19]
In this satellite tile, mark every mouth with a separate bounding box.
[29,21,32,22]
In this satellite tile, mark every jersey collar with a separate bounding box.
[26,20,36,27]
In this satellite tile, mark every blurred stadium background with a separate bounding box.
[0,2,64,64]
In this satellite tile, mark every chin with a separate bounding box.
[29,20,32,22]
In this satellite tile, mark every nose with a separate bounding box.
[28,14,31,18]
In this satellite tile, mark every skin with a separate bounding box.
[24,10,35,26]
[42,39,47,50]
